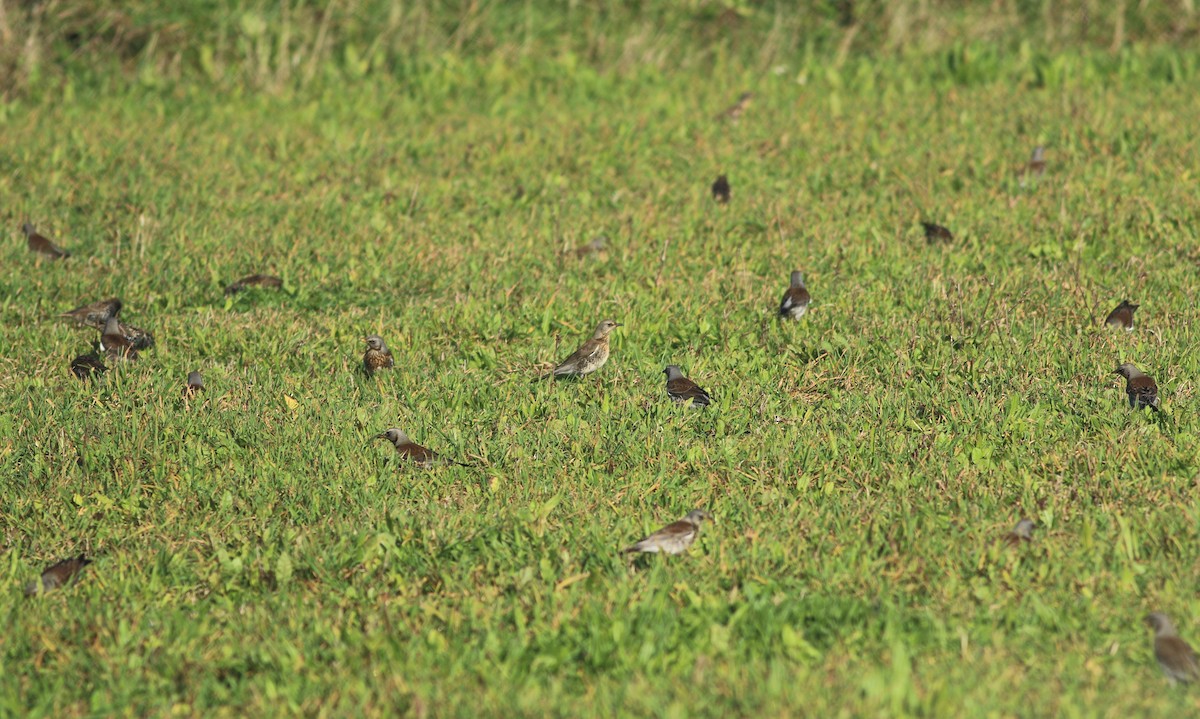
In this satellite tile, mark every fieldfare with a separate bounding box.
[1146,613,1200,685]
[225,273,283,295]
[712,175,731,204]
[1114,363,1160,412]
[25,554,92,596]
[23,223,71,259]
[573,236,608,258]
[778,270,811,320]
[61,297,122,330]
[536,319,621,380]
[70,353,107,380]
[664,365,712,407]
[373,428,466,467]
[716,91,754,122]
[921,221,953,243]
[1002,518,1036,547]
[363,335,395,377]
[1026,146,1046,178]
[622,509,712,555]
[184,371,204,399]
[1105,300,1138,331]
[99,316,139,361]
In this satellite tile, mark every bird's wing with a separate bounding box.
[668,377,711,405]
[555,339,602,373]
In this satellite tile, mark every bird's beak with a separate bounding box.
[371,433,387,441]
[613,322,624,328]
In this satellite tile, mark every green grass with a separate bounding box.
[3,8,1200,716]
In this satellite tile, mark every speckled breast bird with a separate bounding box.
[183,371,204,399]
[61,297,123,329]
[664,365,712,407]
[1114,363,1159,412]
[712,175,731,204]
[25,554,92,596]
[363,335,394,377]
[1002,518,1036,547]
[99,316,139,361]
[373,428,466,467]
[1105,300,1138,331]
[716,91,754,122]
[70,353,107,380]
[622,509,712,556]
[536,319,621,380]
[778,270,811,320]
[921,221,953,243]
[23,223,71,259]
[1027,146,1046,177]
[1146,613,1200,684]
[225,273,283,295]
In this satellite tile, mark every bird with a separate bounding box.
[711,175,731,204]
[373,428,467,467]
[99,316,138,361]
[1146,613,1200,684]
[664,365,712,407]
[1114,363,1160,412]
[25,554,92,596]
[1105,300,1138,331]
[1026,146,1046,178]
[622,509,713,556]
[23,223,71,259]
[183,371,204,399]
[921,221,953,243]
[1002,518,1036,547]
[225,273,283,295]
[535,319,621,380]
[70,353,107,381]
[778,270,811,320]
[60,297,123,330]
[716,91,753,122]
[362,335,395,377]
[572,236,608,258]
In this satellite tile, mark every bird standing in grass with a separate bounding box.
[778,270,811,320]
[1146,613,1199,685]
[536,319,621,380]
[921,221,953,243]
[99,316,138,361]
[1020,146,1046,186]
[61,298,123,330]
[70,353,107,380]
[23,223,71,259]
[664,365,712,407]
[1105,300,1138,331]
[25,554,92,596]
[373,428,466,468]
[183,371,204,399]
[712,175,731,204]
[1114,363,1160,411]
[1002,518,1036,547]
[622,509,712,556]
[716,91,754,122]
[363,335,394,377]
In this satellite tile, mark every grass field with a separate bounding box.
[3,2,1200,716]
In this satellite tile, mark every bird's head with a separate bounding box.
[685,509,713,525]
[21,222,34,236]
[593,320,622,339]
[374,428,409,446]
[790,270,805,287]
[663,365,684,381]
[1146,612,1175,636]
[364,335,387,351]
[1013,518,1036,539]
[1114,363,1139,379]
[187,371,204,388]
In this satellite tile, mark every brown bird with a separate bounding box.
[716,91,754,122]
[225,273,284,295]
[1105,300,1138,331]
[1026,146,1046,178]
[664,365,712,407]
[1002,518,1036,547]
[61,297,123,330]
[622,509,713,556]
[373,428,467,467]
[1114,363,1160,412]
[183,371,204,399]
[778,270,811,320]
[712,175,731,204]
[1146,613,1200,685]
[363,335,394,376]
[25,554,92,596]
[23,222,71,259]
[70,353,107,381]
[536,319,621,380]
[921,221,953,243]
[572,236,608,258]
[99,316,138,361]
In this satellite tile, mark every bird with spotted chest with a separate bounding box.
[535,319,621,381]
[622,509,712,556]
[1114,363,1160,412]
[373,428,469,468]
[363,335,395,377]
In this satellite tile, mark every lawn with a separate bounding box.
[3,2,1200,716]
